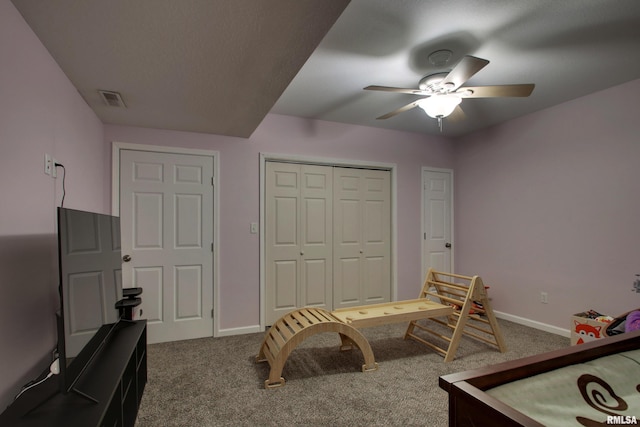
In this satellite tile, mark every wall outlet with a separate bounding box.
[250,222,258,234]
[52,157,58,178]
[540,291,548,304]
[44,154,52,176]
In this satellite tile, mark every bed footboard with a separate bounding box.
[439,330,640,427]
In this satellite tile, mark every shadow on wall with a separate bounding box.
[0,234,58,410]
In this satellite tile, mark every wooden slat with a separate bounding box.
[461,322,494,336]
[282,315,302,333]
[470,306,487,314]
[406,333,447,356]
[467,316,493,335]
[262,339,276,363]
[265,333,281,353]
[270,327,287,348]
[411,322,452,342]
[461,329,500,347]
[427,279,469,291]
[450,311,490,325]
[436,289,468,299]
[432,271,474,281]
[291,310,313,328]
[424,292,461,305]
[309,308,333,323]
[298,308,319,323]
[275,322,293,340]
[427,317,456,330]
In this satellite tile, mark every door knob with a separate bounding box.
[300,251,304,256]
[445,243,452,249]
[122,254,132,262]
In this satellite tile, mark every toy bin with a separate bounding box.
[571,310,613,345]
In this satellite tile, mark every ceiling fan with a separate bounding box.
[364,55,534,131]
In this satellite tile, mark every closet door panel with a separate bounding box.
[333,168,391,308]
[300,165,333,309]
[361,169,391,303]
[266,162,301,325]
[266,162,332,324]
[333,168,364,308]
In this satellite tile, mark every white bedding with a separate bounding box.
[486,349,640,426]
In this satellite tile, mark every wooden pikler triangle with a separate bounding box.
[405,268,507,362]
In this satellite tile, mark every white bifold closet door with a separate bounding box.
[265,162,391,324]
[333,167,391,309]
[265,162,333,325]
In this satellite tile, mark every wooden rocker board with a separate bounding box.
[255,307,378,389]
[256,270,506,388]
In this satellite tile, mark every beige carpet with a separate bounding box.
[136,319,569,427]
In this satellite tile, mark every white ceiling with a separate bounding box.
[11,0,640,138]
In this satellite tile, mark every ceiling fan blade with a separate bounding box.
[457,84,535,98]
[376,100,421,120]
[447,105,466,123]
[441,56,490,90]
[364,85,424,95]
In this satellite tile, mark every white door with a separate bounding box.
[333,167,391,309]
[120,149,214,343]
[422,169,453,278]
[58,209,122,356]
[265,162,333,325]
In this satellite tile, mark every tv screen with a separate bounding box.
[56,207,123,394]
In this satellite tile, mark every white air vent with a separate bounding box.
[98,90,126,108]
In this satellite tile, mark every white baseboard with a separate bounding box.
[216,324,262,337]
[494,310,571,338]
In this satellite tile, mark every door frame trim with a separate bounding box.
[420,167,454,281]
[111,141,221,337]
[259,152,397,329]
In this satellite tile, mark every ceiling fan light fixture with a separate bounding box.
[418,95,461,118]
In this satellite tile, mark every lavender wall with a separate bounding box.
[104,116,454,330]
[454,78,640,330]
[6,0,638,411]
[0,0,106,410]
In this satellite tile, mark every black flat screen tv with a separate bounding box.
[56,207,123,398]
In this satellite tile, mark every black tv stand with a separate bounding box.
[0,321,147,427]
[70,385,99,404]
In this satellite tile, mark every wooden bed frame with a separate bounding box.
[439,329,640,427]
